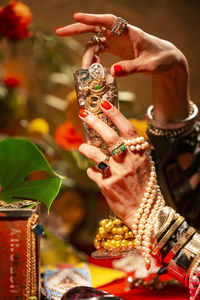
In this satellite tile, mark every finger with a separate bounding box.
[79,143,108,164]
[81,42,101,69]
[100,101,138,139]
[56,23,96,36]
[87,167,103,185]
[110,56,146,77]
[73,13,117,30]
[78,109,121,147]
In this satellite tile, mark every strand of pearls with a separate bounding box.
[131,156,165,270]
[124,136,149,151]
[189,258,200,300]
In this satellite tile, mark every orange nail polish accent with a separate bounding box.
[114,65,123,76]
[101,100,112,110]
[79,108,89,118]
[56,26,64,30]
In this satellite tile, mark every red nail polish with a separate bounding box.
[114,65,123,76]
[101,100,112,110]
[73,12,80,16]
[56,26,64,30]
[79,108,89,118]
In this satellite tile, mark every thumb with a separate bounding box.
[110,57,146,77]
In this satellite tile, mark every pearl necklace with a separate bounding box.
[131,156,165,270]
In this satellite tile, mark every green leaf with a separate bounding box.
[0,138,62,211]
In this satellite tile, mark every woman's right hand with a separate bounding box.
[56,13,190,122]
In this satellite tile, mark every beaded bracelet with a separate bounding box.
[124,136,149,151]
[131,156,165,270]
[188,252,200,299]
[146,101,198,138]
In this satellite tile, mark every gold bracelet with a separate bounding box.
[151,216,185,256]
[184,250,200,287]
[151,206,177,245]
[163,227,196,264]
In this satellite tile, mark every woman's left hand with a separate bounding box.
[78,101,150,229]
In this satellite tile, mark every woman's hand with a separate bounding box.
[77,101,150,229]
[56,13,190,123]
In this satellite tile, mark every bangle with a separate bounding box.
[151,206,178,245]
[163,227,196,264]
[146,101,198,137]
[151,216,185,256]
[185,253,200,288]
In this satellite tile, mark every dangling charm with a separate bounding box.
[89,63,105,79]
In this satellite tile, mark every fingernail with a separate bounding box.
[73,12,80,17]
[56,26,64,30]
[114,65,123,76]
[79,108,89,118]
[101,100,112,110]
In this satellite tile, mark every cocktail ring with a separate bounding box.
[111,17,128,36]
[91,33,105,50]
[108,138,127,156]
[97,157,110,172]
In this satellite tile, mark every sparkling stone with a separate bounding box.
[33,224,44,236]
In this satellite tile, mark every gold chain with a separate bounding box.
[25,213,39,300]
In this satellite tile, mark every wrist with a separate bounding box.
[152,62,190,123]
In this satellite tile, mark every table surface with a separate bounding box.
[89,257,189,300]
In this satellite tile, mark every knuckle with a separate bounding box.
[124,124,137,138]
[88,147,98,160]
[107,134,119,146]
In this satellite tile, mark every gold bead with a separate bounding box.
[94,239,101,249]
[113,218,122,226]
[124,233,129,239]
[98,230,106,238]
[123,225,129,233]
[104,220,114,232]
[102,241,109,250]
[28,297,38,300]
[99,219,108,227]
[111,227,118,235]
[121,239,128,250]
[110,239,116,248]
[114,234,123,241]
[96,233,101,241]
[133,239,137,247]
[117,227,124,235]
[115,241,121,250]
[128,231,134,239]
[127,240,134,249]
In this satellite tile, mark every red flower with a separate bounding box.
[3,76,20,89]
[54,121,83,150]
[0,0,33,41]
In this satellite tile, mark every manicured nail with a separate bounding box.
[101,100,112,110]
[114,65,123,76]
[56,26,64,30]
[79,108,89,118]
[73,12,80,17]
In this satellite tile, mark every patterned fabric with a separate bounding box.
[44,266,91,299]
[148,122,200,228]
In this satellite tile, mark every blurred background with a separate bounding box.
[0,0,199,262]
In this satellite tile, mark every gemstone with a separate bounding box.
[111,151,115,155]
[95,85,101,90]
[120,145,126,151]
[98,161,108,171]
[115,149,121,154]
[33,224,44,236]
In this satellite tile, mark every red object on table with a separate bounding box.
[89,257,189,300]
